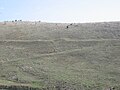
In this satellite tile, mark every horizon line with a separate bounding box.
[1,20,120,24]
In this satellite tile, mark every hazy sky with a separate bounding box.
[0,0,120,23]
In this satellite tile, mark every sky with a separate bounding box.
[0,0,120,23]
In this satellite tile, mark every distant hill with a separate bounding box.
[0,21,120,40]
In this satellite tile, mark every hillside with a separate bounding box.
[0,21,120,90]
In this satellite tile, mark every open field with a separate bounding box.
[0,21,120,90]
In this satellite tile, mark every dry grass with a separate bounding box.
[0,21,120,90]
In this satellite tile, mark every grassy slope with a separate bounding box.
[0,21,120,90]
